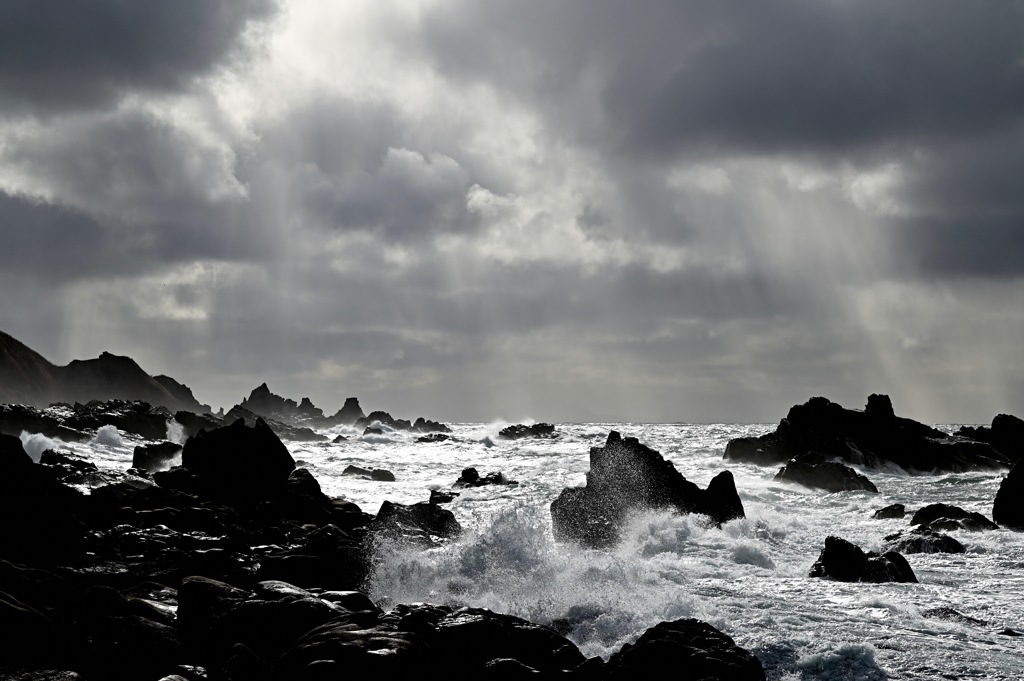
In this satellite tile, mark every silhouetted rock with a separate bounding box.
[993,459,1024,528]
[132,441,183,473]
[256,525,369,591]
[774,453,878,493]
[224,404,326,442]
[417,432,451,443]
[413,417,452,433]
[884,527,966,554]
[872,503,906,519]
[342,465,395,482]
[603,618,766,681]
[0,403,89,441]
[174,410,224,438]
[453,467,518,488]
[911,503,998,531]
[499,423,557,440]
[725,395,1009,473]
[363,426,384,436]
[330,397,365,425]
[355,410,413,431]
[332,434,348,443]
[429,489,459,504]
[181,417,295,505]
[958,413,1024,464]
[809,536,917,583]
[551,431,744,548]
[372,500,461,545]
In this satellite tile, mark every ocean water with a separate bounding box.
[30,422,1024,680]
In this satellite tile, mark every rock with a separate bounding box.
[224,404,326,442]
[550,431,744,548]
[413,417,452,433]
[429,489,459,504]
[922,607,987,626]
[0,403,90,441]
[181,417,295,505]
[809,536,917,583]
[330,397,365,426]
[958,413,1024,464]
[993,459,1024,528]
[603,618,766,681]
[372,500,461,544]
[773,453,878,493]
[910,503,998,531]
[453,467,518,488]
[60,399,173,441]
[276,619,431,676]
[872,503,906,519]
[362,426,384,436]
[332,434,347,443]
[884,527,966,554]
[257,525,369,591]
[132,441,183,473]
[355,411,412,431]
[342,465,395,482]
[498,423,557,440]
[724,395,1009,474]
[173,410,224,438]
[417,433,451,443]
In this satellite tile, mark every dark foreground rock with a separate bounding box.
[809,536,917,583]
[725,394,1009,474]
[132,441,183,472]
[499,423,557,440]
[884,527,966,554]
[910,504,998,531]
[371,500,461,545]
[958,413,1024,464]
[773,453,878,493]
[551,431,744,548]
[993,459,1024,529]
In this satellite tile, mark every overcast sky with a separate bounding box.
[2,0,1022,423]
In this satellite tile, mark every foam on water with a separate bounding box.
[20,431,60,462]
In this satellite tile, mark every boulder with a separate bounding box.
[257,525,369,592]
[453,467,518,488]
[342,465,395,482]
[498,423,557,440]
[958,413,1024,464]
[773,453,878,493]
[132,441,183,473]
[181,417,295,505]
[417,433,451,443]
[910,504,998,531]
[413,417,452,433]
[883,528,966,554]
[993,459,1024,529]
[724,395,1009,474]
[603,618,765,681]
[372,500,461,544]
[872,503,906,519]
[551,431,744,548]
[809,536,917,583]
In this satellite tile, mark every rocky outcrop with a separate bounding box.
[371,500,461,545]
[330,397,365,425]
[499,423,557,440]
[131,441,182,473]
[342,465,396,482]
[773,453,878,493]
[993,459,1024,528]
[224,404,327,442]
[725,394,1009,474]
[809,536,917,583]
[453,467,517,488]
[872,503,906,519]
[958,413,1024,464]
[910,503,998,531]
[551,431,744,548]
[883,527,966,554]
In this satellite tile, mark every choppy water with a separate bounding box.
[26,422,1024,680]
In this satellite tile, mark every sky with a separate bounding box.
[1,0,1023,424]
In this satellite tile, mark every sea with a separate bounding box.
[22,421,1024,680]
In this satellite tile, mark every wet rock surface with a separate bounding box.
[809,536,918,583]
[774,452,879,493]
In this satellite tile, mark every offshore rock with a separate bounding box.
[224,404,326,442]
[551,431,744,548]
[724,394,1009,474]
[603,618,766,681]
[412,416,452,433]
[809,536,917,583]
[331,396,365,425]
[910,503,998,531]
[181,417,295,505]
[993,459,1024,528]
[958,413,1024,464]
[453,467,517,488]
[884,527,966,554]
[773,452,878,493]
[355,410,412,431]
[132,441,183,473]
[499,423,557,440]
[872,503,906,519]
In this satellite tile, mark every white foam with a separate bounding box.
[93,425,123,447]
[166,418,187,444]
[19,431,60,462]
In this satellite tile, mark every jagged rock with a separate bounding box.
[362,426,384,436]
[993,459,1024,529]
[958,413,1024,464]
[429,490,459,504]
[911,503,998,531]
[809,536,917,583]
[173,410,224,438]
[332,434,348,443]
[498,423,557,440]
[551,431,744,548]
[774,452,878,493]
[330,397,365,425]
[342,465,395,482]
[181,417,295,505]
[884,527,966,554]
[413,417,452,433]
[132,441,183,473]
[372,500,461,544]
[873,503,906,519]
[417,433,451,443]
[257,525,369,591]
[224,404,326,442]
[453,467,518,488]
[603,618,766,680]
[355,411,413,431]
[725,395,1009,474]
[0,403,89,441]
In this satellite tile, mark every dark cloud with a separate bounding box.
[0,0,277,115]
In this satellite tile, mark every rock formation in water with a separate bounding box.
[993,459,1024,528]
[773,452,878,493]
[809,536,917,583]
[958,413,1024,464]
[551,431,745,548]
[883,527,966,554]
[331,396,365,424]
[499,422,557,439]
[872,503,906,519]
[910,503,998,531]
[725,394,1009,474]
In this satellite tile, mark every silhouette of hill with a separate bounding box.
[0,330,210,413]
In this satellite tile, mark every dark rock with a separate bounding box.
[132,441,183,473]
[355,411,412,431]
[181,417,295,505]
[993,459,1024,529]
[330,397,365,426]
[809,536,917,583]
[724,395,1009,474]
[774,452,879,493]
[872,503,906,519]
[224,405,326,442]
[603,618,765,681]
[999,628,1023,636]
[417,433,451,443]
[922,607,987,626]
[39,449,99,485]
[412,417,452,433]
[884,527,966,554]
[276,619,431,676]
[958,413,1024,464]
[372,500,461,544]
[454,467,518,488]
[371,469,396,482]
[551,431,744,548]
[0,403,89,441]
[498,423,557,440]
[257,525,368,592]
[174,410,224,439]
[342,465,395,482]
[429,489,459,504]
[332,434,347,443]
[911,504,998,531]
[362,426,384,436]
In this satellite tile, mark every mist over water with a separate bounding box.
[66,421,1024,679]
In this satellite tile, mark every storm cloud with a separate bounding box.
[1,0,1022,422]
